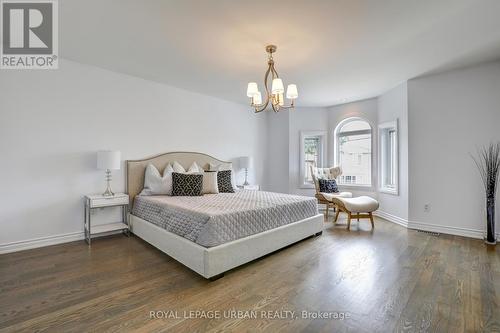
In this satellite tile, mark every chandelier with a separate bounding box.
[246,45,298,113]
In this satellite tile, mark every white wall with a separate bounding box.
[377,83,409,221]
[326,98,378,198]
[0,59,267,252]
[264,110,290,193]
[408,60,500,237]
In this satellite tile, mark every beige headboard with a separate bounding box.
[126,151,232,205]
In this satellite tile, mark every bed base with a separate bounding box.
[129,213,324,280]
[208,273,225,281]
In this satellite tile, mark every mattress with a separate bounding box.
[132,190,319,247]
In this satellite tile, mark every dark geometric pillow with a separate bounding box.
[217,170,234,193]
[318,179,339,193]
[172,172,203,196]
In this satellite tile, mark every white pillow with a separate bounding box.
[172,161,185,173]
[140,164,174,195]
[172,161,203,174]
[202,171,219,194]
[208,162,221,171]
[188,162,204,173]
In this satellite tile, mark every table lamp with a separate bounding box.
[97,150,121,196]
[239,156,253,186]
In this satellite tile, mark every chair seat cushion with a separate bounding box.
[321,192,353,201]
[338,196,379,212]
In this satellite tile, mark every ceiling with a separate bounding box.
[60,0,500,107]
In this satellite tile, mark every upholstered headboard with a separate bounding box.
[126,151,232,205]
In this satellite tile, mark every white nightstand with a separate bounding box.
[237,185,260,191]
[84,193,130,245]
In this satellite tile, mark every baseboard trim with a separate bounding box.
[373,211,500,240]
[373,211,409,228]
[407,220,500,240]
[0,231,84,254]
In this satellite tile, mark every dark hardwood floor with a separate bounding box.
[1,216,499,332]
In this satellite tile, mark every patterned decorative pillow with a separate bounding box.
[217,170,235,193]
[172,172,203,196]
[318,179,339,193]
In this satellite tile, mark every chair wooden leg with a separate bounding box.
[347,212,352,230]
[357,212,360,222]
[325,203,329,219]
[369,212,374,228]
[333,208,340,223]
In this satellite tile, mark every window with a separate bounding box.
[300,131,327,188]
[335,118,372,186]
[379,120,399,194]
[340,175,357,184]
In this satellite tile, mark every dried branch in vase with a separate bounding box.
[471,142,500,244]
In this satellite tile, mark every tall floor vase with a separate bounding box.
[471,142,500,246]
[486,196,496,244]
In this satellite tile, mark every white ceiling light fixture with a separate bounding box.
[247,45,298,113]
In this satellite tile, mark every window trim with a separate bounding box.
[299,130,327,189]
[334,117,374,188]
[378,119,399,195]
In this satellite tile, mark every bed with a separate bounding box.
[126,152,324,280]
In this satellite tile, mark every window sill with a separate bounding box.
[379,188,399,196]
[337,184,374,191]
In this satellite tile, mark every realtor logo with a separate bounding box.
[1,0,58,69]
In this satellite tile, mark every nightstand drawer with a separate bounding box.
[87,195,129,208]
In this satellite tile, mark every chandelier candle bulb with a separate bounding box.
[271,78,284,94]
[246,82,258,97]
[286,84,298,99]
[278,93,285,106]
[253,91,262,105]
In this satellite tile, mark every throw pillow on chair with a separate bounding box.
[318,179,339,193]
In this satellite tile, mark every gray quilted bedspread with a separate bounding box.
[132,190,318,247]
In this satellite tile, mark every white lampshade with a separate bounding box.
[253,91,262,105]
[246,82,258,97]
[97,150,121,170]
[271,78,284,94]
[239,156,253,169]
[286,84,298,99]
[278,93,284,106]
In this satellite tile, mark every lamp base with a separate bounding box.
[102,169,115,197]
[102,187,115,197]
[243,168,250,186]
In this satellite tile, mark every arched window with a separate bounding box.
[335,118,372,186]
